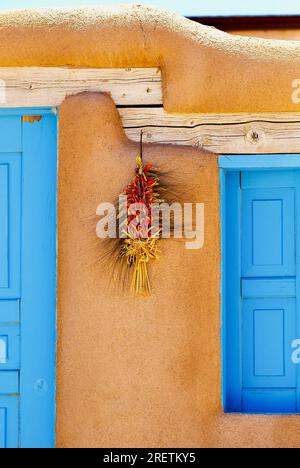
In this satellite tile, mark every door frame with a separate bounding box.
[219,154,300,413]
[0,108,58,447]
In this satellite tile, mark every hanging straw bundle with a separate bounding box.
[96,132,180,296]
[118,151,163,295]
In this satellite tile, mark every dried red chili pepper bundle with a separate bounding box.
[96,131,180,296]
[119,154,162,295]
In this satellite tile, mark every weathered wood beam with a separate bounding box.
[120,108,300,154]
[0,67,162,107]
[1,67,299,155]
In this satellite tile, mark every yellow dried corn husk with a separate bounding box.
[121,236,160,295]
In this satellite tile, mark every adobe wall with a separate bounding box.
[57,93,221,447]
[1,5,300,112]
[56,93,300,448]
[1,5,300,447]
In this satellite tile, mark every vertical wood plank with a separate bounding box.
[0,154,21,298]
[20,113,57,448]
[224,171,242,412]
[0,165,9,288]
[0,397,18,448]
[0,407,5,448]
[294,171,300,412]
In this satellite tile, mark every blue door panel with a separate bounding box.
[224,171,242,412]
[0,407,5,447]
[0,325,20,370]
[242,170,297,188]
[20,114,57,448]
[0,300,20,323]
[242,298,296,388]
[0,117,22,153]
[242,278,296,298]
[223,167,300,413]
[0,111,57,447]
[0,396,19,448]
[0,154,21,298]
[242,389,296,414]
[242,188,295,277]
[0,371,19,394]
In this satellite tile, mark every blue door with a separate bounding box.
[223,169,300,413]
[0,111,57,447]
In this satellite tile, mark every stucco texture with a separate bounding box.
[56,93,300,448]
[1,5,300,112]
[1,4,300,447]
[57,93,221,447]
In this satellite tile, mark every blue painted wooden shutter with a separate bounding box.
[225,169,300,413]
[0,112,57,447]
[0,117,22,447]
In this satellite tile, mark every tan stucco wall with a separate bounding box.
[57,93,221,447]
[56,93,300,448]
[1,5,300,112]
[1,5,300,447]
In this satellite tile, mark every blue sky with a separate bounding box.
[0,0,299,17]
